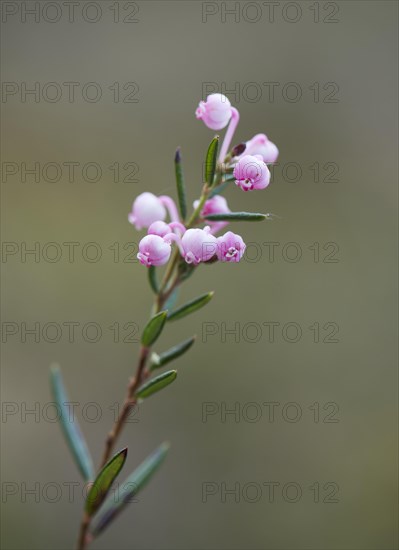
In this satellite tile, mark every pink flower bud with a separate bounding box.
[148,220,186,238]
[216,231,246,263]
[233,154,271,191]
[137,235,171,267]
[194,195,231,234]
[181,226,217,264]
[148,221,172,237]
[244,133,279,164]
[128,192,166,230]
[195,93,232,130]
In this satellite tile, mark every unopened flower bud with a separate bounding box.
[244,134,279,164]
[195,93,232,130]
[128,193,166,230]
[148,221,172,237]
[194,195,231,234]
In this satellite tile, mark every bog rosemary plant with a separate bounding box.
[50,93,279,549]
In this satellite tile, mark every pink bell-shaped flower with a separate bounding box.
[147,221,173,237]
[137,234,172,267]
[244,133,279,164]
[128,193,166,230]
[195,93,232,131]
[181,226,217,264]
[194,195,230,234]
[233,154,271,191]
[216,231,246,263]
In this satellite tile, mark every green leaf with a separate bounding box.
[204,136,219,187]
[49,365,94,482]
[91,442,170,537]
[149,336,196,371]
[167,292,214,322]
[141,311,167,347]
[209,179,231,198]
[85,448,128,517]
[135,370,177,400]
[163,287,179,312]
[175,148,187,220]
[147,266,158,294]
[204,212,268,222]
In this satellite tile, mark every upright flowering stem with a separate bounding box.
[74,93,277,550]
[77,144,227,550]
[219,107,240,163]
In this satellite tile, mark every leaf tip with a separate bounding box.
[50,362,60,374]
[160,441,171,453]
[121,447,128,459]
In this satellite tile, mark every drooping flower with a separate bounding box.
[244,133,279,164]
[128,193,166,230]
[181,226,217,264]
[195,93,232,130]
[137,234,171,267]
[216,231,246,263]
[193,195,230,234]
[233,154,271,191]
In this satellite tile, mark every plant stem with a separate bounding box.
[76,176,221,549]
[99,345,150,468]
[77,513,90,550]
[76,346,150,550]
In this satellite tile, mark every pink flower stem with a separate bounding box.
[164,232,184,256]
[219,107,240,163]
[169,221,186,234]
[159,196,180,224]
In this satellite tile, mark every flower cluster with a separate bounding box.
[129,93,279,268]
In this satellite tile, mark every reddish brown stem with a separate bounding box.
[99,345,150,469]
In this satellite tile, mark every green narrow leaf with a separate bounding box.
[167,292,214,322]
[91,442,170,537]
[163,287,179,312]
[86,448,128,517]
[209,179,231,198]
[204,136,219,187]
[175,148,187,220]
[204,212,268,222]
[147,266,158,294]
[135,370,177,400]
[149,336,196,371]
[141,311,167,347]
[49,365,94,482]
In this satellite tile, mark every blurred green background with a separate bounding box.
[1,1,397,549]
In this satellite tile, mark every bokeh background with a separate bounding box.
[1,1,398,549]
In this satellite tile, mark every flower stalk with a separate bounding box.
[50,93,280,550]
